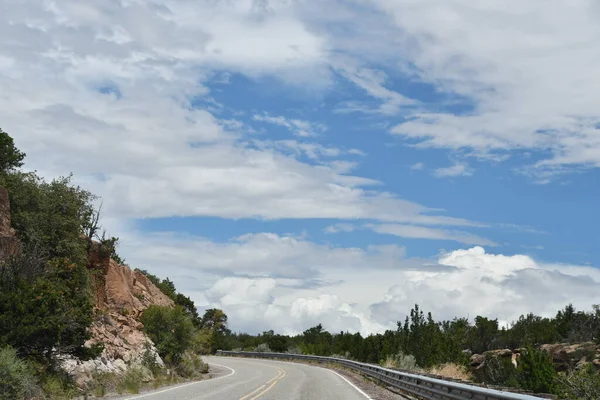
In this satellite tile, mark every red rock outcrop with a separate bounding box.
[63,238,175,386]
[80,242,174,364]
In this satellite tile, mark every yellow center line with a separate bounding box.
[248,369,286,400]
[239,368,285,400]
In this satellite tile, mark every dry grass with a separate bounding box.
[382,357,396,369]
[428,363,473,381]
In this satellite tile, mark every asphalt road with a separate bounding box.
[119,356,371,400]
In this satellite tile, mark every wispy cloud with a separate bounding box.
[367,223,497,246]
[333,58,417,115]
[253,113,326,137]
[410,162,424,170]
[324,223,357,234]
[432,163,473,178]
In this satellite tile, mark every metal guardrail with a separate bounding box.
[217,350,548,400]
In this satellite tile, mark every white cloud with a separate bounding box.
[117,228,600,334]
[253,114,327,137]
[410,162,424,170]
[0,0,485,230]
[203,277,389,336]
[332,57,417,115]
[370,246,600,328]
[370,0,600,175]
[432,163,473,178]
[367,223,497,246]
[117,231,409,282]
[4,0,598,337]
[324,223,356,234]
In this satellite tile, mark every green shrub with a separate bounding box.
[141,306,194,364]
[140,342,163,377]
[558,364,600,399]
[175,351,208,378]
[0,346,38,400]
[514,346,558,394]
[41,371,77,400]
[255,343,271,353]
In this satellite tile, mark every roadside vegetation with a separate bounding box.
[0,129,210,399]
[214,304,600,399]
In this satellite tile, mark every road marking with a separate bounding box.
[123,362,235,400]
[239,367,286,400]
[248,369,286,400]
[327,369,373,400]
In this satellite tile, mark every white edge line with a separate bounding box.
[123,362,235,400]
[327,368,373,400]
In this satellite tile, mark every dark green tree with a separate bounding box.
[0,257,100,362]
[0,172,95,266]
[471,316,499,354]
[0,128,26,174]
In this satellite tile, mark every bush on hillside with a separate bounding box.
[514,346,559,394]
[0,346,38,400]
[0,172,95,267]
[0,257,100,362]
[175,351,208,378]
[558,364,600,400]
[255,343,271,353]
[141,305,195,364]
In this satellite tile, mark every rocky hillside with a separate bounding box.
[0,185,174,386]
[470,342,600,372]
[63,243,176,386]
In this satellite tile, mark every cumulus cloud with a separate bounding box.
[371,247,600,328]
[112,224,600,335]
[204,278,388,336]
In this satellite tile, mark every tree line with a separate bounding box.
[214,303,600,368]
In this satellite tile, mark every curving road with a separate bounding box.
[119,356,371,400]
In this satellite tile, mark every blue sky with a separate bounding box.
[2,0,600,334]
[141,72,600,266]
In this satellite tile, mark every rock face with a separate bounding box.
[469,349,519,370]
[470,343,600,372]
[63,242,175,387]
[0,186,20,261]
[540,342,600,371]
